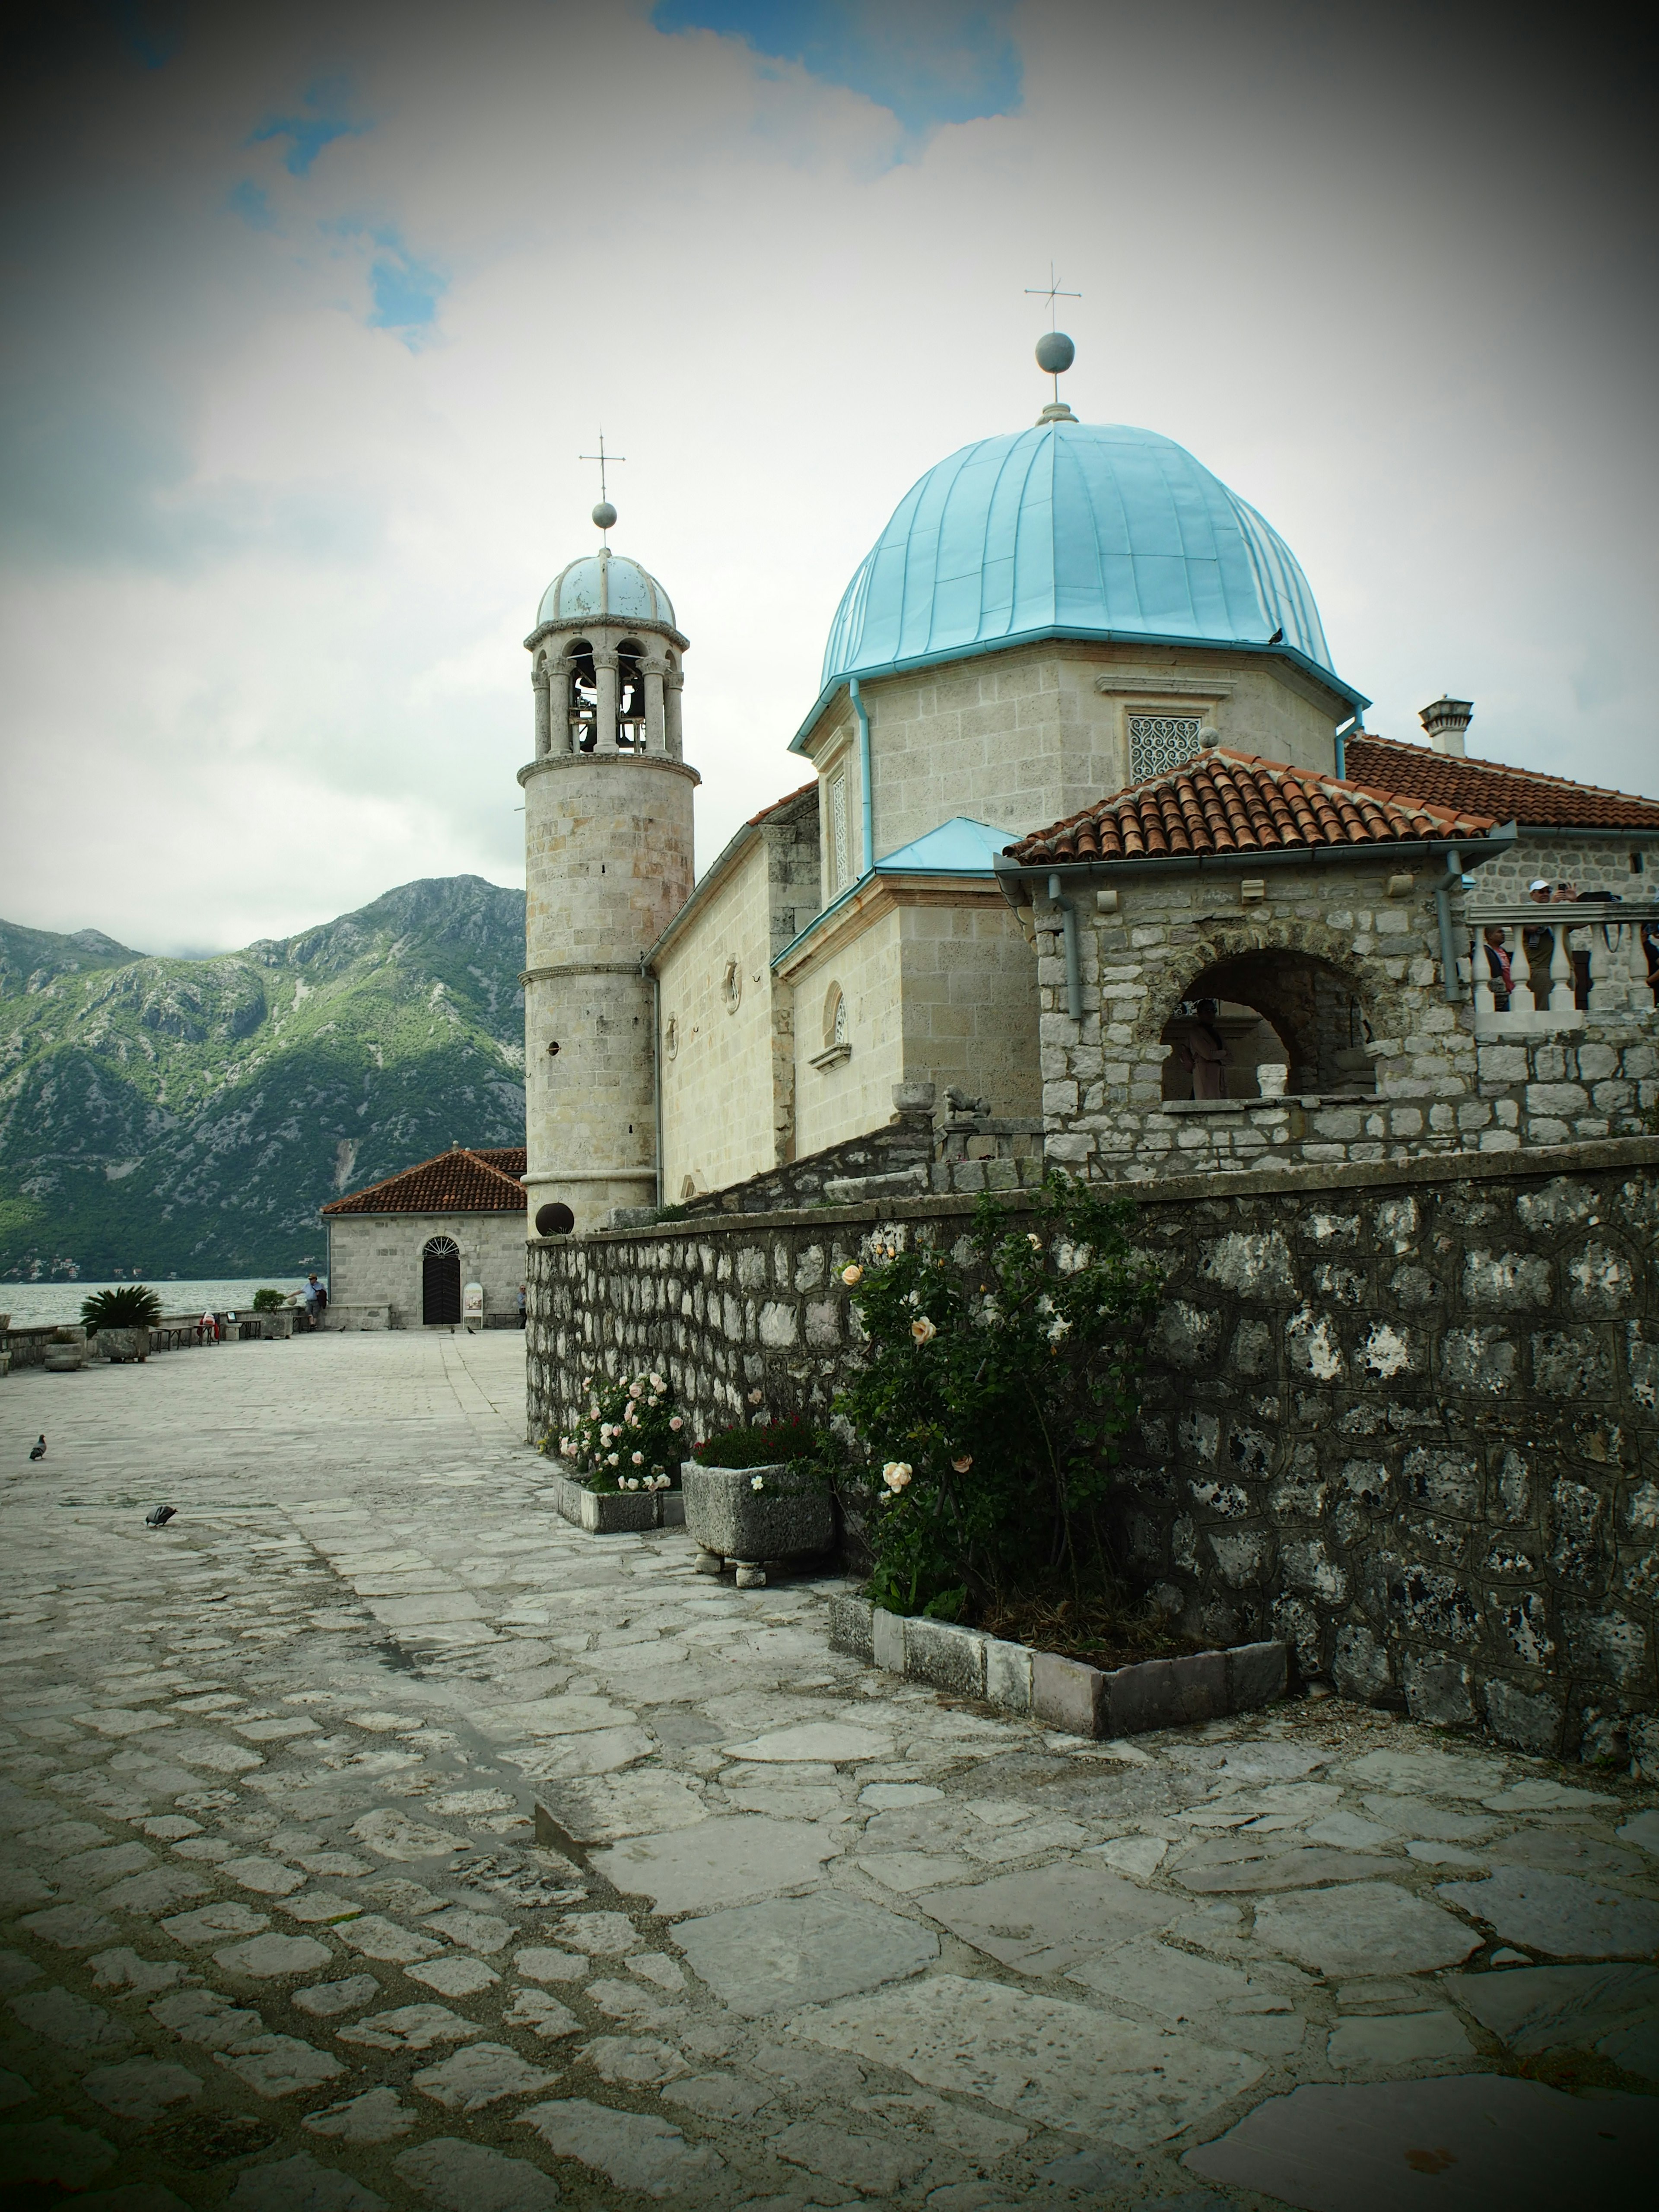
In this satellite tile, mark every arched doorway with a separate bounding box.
[422,1236,462,1324]
[1161,949,1374,1100]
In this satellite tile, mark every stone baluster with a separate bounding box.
[1509,926,1535,1017]
[645,666,666,755]
[1472,931,1495,1019]
[1547,920,1576,1012]
[594,652,620,752]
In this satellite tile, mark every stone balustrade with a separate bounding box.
[1468,898,1659,1039]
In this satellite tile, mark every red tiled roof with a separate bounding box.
[1345,734,1659,830]
[321,1146,527,1216]
[1007,750,1495,867]
[747,780,817,828]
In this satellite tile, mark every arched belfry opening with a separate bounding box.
[617,639,647,751]
[1160,950,1375,1100]
[567,641,598,751]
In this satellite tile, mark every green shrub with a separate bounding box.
[81,1285,162,1333]
[692,1415,821,1470]
[251,1287,287,1312]
[836,1177,1158,1619]
[545,1367,686,1494]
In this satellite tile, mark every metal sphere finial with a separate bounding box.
[592,500,617,533]
[1036,330,1075,375]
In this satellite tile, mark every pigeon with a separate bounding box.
[29,1437,46,1461]
[146,1505,177,1528]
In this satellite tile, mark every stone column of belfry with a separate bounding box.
[644,663,666,754]
[532,663,551,757]
[519,539,695,1236]
[664,669,684,760]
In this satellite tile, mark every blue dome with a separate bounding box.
[537,549,675,631]
[820,422,1348,695]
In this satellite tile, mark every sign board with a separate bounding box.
[462,1281,484,1330]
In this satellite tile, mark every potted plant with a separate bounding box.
[543,1369,688,1531]
[44,1326,87,1373]
[81,1285,162,1364]
[683,1414,833,1588]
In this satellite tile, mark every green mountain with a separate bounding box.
[0,877,526,1280]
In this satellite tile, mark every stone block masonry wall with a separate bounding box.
[527,1135,1659,1770]
[1031,853,1659,1183]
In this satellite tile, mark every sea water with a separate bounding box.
[0,1279,318,1328]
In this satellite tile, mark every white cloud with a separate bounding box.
[1,0,1653,953]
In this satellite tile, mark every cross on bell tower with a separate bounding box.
[579,432,626,542]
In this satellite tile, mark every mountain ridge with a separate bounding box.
[0,877,527,1279]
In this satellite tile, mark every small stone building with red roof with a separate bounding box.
[321,1146,528,1328]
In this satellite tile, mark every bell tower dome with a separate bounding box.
[520,508,697,1236]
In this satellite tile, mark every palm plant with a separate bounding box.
[81,1285,162,1332]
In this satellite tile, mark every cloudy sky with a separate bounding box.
[3,0,1653,955]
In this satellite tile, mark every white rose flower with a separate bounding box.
[631,1450,644,1465]
[911,1316,936,1345]
[669,1415,684,1431]
[841,1264,863,1286]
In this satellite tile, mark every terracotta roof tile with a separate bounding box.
[321,1146,527,1216]
[747,780,818,828]
[1344,734,1659,830]
[1007,750,1495,868]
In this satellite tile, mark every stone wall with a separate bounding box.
[326,1210,529,1328]
[526,1136,1659,1770]
[1029,853,1659,1183]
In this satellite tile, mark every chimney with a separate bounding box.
[1419,696,1473,756]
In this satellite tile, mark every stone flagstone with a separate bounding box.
[408,1953,501,1999]
[393,2137,563,2212]
[213,2036,346,2099]
[293,1976,381,2018]
[673,1891,938,2017]
[227,2152,387,2212]
[502,1989,583,2040]
[213,1933,335,1979]
[518,2099,721,2198]
[337,2005,482,2053]
[1251,1883,1481,1979]
[1184,2075,1659,2209]
[791,1971,1265,2147]
[11,1990,135,2055]
[412,2044,560,2112]
[1436,1867,1659,1959]
[79,2059,203,2122]
[302,2087,417,2145]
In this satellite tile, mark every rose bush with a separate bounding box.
[836,1176,1158,1618]
[543,1368,684,1493]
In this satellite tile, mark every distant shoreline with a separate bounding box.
[0,1278,318,1329]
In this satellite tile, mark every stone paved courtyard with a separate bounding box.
[2,1329,1657,2211]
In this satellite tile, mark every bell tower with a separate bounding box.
[520,493,696,1236]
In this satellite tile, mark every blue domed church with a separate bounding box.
[521,357,1659,1229]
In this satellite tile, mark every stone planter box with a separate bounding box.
[682,1461,834,1589]
[95,1327,150,1364]
[259,1310,295,1340]
[828,1594,1287,1740]
[547,1470,685,1534]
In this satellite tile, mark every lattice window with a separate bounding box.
[1128,714,1202,781]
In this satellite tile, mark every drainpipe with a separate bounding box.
[646,964,664,1208]
[849,678,874,874]
[1048,871,1084,1021]
[1334,721,1348,779]
[1434,846,1464,1004]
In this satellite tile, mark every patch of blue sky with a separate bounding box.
[228,181,275,232]
[107,0,183,71]
[250,78,368,178]
[651,0,1021,137]
[368,242,445,340]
